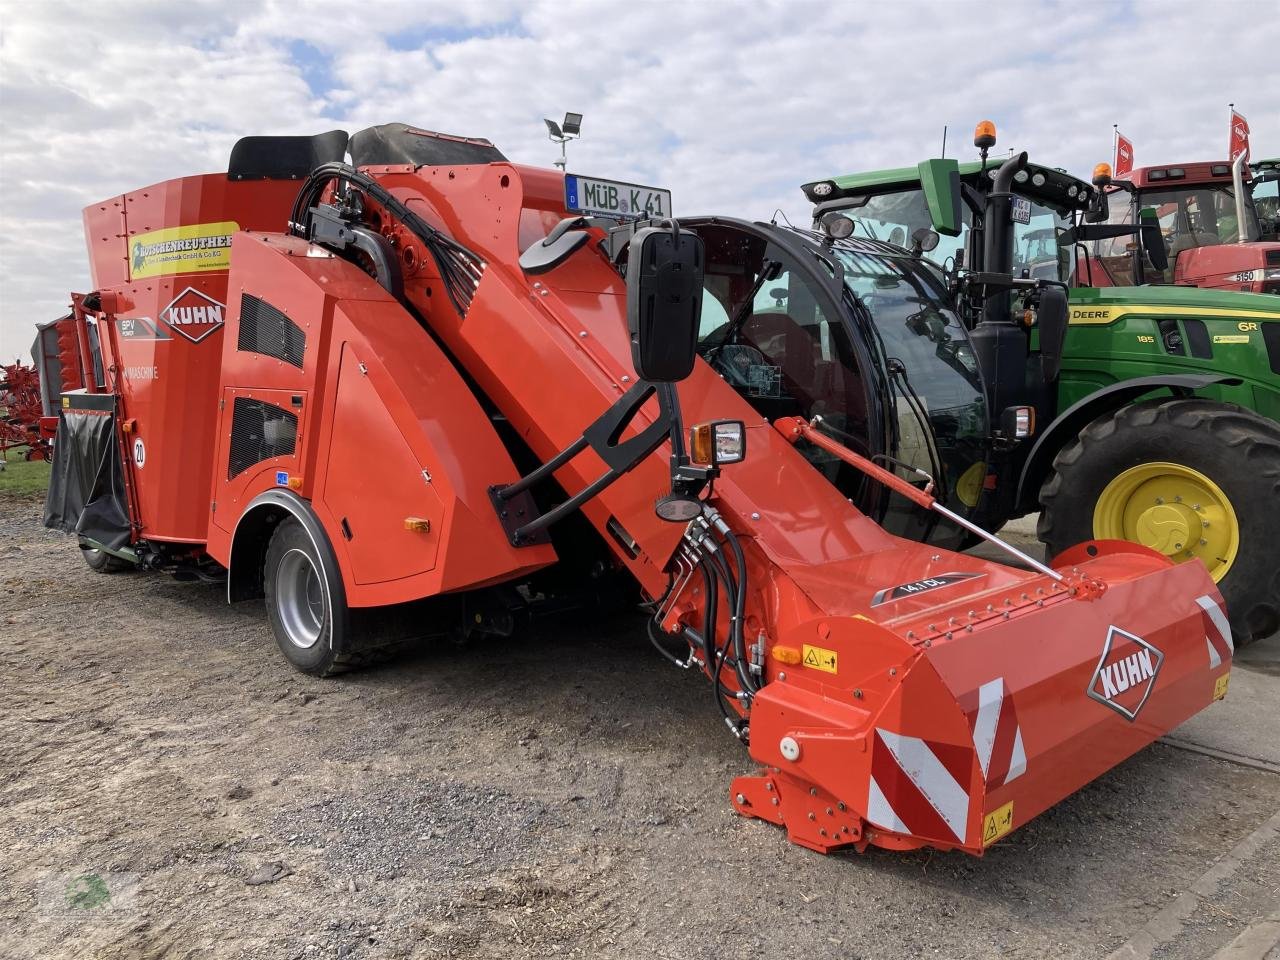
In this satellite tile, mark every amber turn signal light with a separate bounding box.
[689,420,747,467]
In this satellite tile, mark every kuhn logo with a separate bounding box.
[159,287,225,343]
[1087,625,1164,721]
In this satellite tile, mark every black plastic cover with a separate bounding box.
[626,227,705,383]
[348,123,506,167]
[44,408,131,552]
[228,130,349,181]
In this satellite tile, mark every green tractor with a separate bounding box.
[801,129,1280,643]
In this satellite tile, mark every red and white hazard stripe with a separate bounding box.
[963,677,1026,788]
[866,728,973,843]
[1195,594,1233,668]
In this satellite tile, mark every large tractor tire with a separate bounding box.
[1039,399,1280,647]
[80,544,132,574]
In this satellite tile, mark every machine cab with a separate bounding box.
[684,218,991,546]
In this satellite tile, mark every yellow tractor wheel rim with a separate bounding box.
[1093,461,1240,582]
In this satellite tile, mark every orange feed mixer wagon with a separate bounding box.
[41,124,1232,856]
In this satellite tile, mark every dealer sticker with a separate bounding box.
[129,221,239,280]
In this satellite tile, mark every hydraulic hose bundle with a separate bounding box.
[288,162,485,317]
[648,505,760,742]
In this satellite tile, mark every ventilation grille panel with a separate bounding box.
[228,397,297,479]
[238,293,305,368]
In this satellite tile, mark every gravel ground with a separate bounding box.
[2,497,1278,960]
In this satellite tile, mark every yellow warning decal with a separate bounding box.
[982,801,1014,847]
[61,396,70,408]
[801,644,838,674]
[1214,673,1230,700]
[128,220,240,280]
[1212,334,1250,344]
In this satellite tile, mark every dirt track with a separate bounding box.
[2,496,1279,960]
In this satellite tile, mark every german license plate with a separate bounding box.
[1011,196,1032,225]
[564,174,672,221]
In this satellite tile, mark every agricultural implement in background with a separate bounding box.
[0,361,51,464]
[802,122,1280,644]
[39,123,1232,857]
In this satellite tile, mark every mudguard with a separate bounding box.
[1016,373,1242,514]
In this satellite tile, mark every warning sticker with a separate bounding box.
[982,801,1014,847]
[129,221,239,280]
[1214,673,1230,700]
[801,644,838,674]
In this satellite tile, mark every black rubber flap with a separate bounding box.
[228,130,349,180]
[44,409,131,552]
[348,123,506,167]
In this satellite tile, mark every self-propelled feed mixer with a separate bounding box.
[42,124,1232,856]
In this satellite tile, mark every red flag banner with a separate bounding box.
[1114,131,1134,178]
[1230,110,1250,164]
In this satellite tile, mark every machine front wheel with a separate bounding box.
[264,517,350,675]
[1039,399,1280,646]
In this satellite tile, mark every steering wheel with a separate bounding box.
[710,343,771,392]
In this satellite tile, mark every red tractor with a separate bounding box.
[38,123,1232,857]
[1086,159,1280,294]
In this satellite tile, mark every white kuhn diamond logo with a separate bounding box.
[159,287,225,343]
[1087,625,1164,721]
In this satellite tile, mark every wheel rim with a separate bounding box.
[1093,461,1240,582]
[275,548,325,649]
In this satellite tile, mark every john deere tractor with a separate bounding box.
[801,125,1280,643]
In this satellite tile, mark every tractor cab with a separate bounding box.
[683,217,993,545]
[802,156,1093,291]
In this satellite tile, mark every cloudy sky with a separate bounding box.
[1,0,1276,360]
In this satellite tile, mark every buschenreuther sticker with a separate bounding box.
[129,221,239,279]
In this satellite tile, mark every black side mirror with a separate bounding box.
[1036,285,1069,382]
[626,223,705,383]
[1139,207,1168,272]
[1085,190,1109,224]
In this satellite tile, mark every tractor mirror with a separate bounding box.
[918,158,963,237]
[626,224,706,383]
[1084,189,1109,224]
[1138,208,1168,272]
[1036,285,1069,382]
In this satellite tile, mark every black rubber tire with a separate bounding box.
[263,517,410,676]
[80,544,132,574]
[1038,399,1280,647]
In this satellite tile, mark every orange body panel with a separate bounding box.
[201,232,555,606]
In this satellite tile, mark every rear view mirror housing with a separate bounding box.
[1035,284,1069,383]
[1084,189,1110,224]
[626,224,705,383]
[1138,207,1168,272]
[918,158,963,237]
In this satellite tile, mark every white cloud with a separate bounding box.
[1,0,1277,359]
